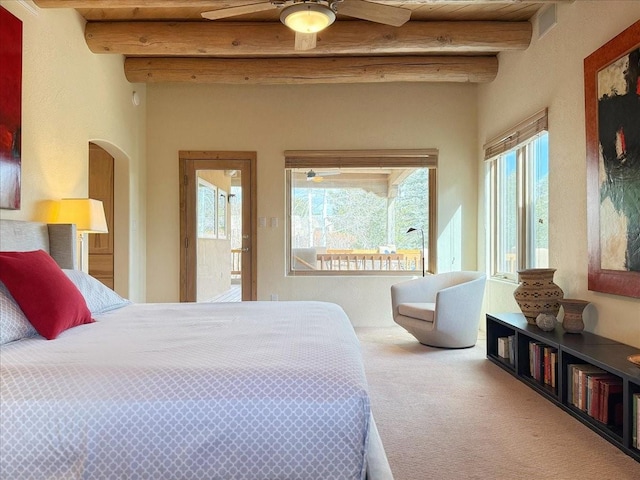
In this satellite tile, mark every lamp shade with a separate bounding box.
[281,3,335,33]
[55,198,108,233]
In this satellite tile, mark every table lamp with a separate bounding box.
[55,198,108,272]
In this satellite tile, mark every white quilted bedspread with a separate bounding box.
[0,301,370,480]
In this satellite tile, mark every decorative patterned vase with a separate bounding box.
[513,268,564,324]
[559,299,589,334]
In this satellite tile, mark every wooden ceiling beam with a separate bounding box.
[86,21,531,56]
[124,55,498,84]
[34,0,570,8]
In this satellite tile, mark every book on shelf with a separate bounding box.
[585,373,615,419]
[567,364,576,404]
[497,336,509,359]
[496,335,515,365]
[544,346,550,385]
[597,377,623,426]
[543,346,557,387]
[508,335,515,365]
[578,368,608,413]
[567,364,605,409]
[528,341,538,379]
[633,393,639,449]
[528,341,557,389]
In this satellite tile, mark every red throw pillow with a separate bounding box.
[0,250,93,340]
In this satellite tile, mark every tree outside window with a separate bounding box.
[285,151,437,275]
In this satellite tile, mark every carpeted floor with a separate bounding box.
[356,326,640,480]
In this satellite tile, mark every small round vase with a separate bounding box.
[559,298,589,334]
[535,313,557,332]
[513,268,564,324]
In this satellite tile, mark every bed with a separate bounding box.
[0,220,392,480]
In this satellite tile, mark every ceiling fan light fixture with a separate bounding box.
[281,3,336,34]
[306,169,324,182]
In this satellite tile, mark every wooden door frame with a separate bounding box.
[179,151,257,301]
[88,143,115,288]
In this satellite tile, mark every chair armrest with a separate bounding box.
[391,276,438,316]
[434,275,486,325]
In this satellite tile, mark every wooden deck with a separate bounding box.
[209,284,241,302]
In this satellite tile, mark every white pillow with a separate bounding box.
[0,282,37,345]
[63,270,131,315]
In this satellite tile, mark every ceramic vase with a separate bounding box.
[513,268,564,325]
[535,313,557,332]
[559,298,589,333]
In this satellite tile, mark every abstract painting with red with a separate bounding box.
[0,7,22,210]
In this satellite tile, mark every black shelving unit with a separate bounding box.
[486,312,640,462]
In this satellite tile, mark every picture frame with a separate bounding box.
[218,189,227,239]
[584,20,640,298]
[197,178,217,239]
[0,7,23,210]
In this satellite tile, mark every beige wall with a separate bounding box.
[12,1,633,342]
[0,2,147,301]
[146,82,479,325]
[478,2,640,347]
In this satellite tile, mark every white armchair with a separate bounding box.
[390,271,487,348]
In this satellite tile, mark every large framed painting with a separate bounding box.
[0,7,22,210]
[585,20,640,298]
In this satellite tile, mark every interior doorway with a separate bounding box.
[179,151,257,302]
[88,142,115,289]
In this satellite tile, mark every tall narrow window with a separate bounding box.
[486,110,549,280]
[495,150,518,276]
[527,134,549,268]
[285,150,437,276]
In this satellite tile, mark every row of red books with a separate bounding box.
[568,364,622,426]
[528,341,557,389]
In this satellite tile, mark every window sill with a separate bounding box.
[490,275,517,285]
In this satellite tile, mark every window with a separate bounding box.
[197,177,217,239]
[285,150,437,275]
[486,110,549,280]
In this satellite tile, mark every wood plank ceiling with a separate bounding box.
[32,0,567,84]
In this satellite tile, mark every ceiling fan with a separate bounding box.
[201,0,412,51]
[306,169,340,182]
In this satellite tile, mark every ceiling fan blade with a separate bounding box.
[295,32,317,51]
[201,2,277,21]
[307,170,340,181]
[337,0,411,27]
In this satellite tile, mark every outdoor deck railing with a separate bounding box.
[296,249,422,271]
[234,248,422,273]
[231,249,242,276]
[316,253,406,271]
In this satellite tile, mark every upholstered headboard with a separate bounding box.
[0,219,77,269]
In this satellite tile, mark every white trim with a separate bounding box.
[16,0,39,16]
